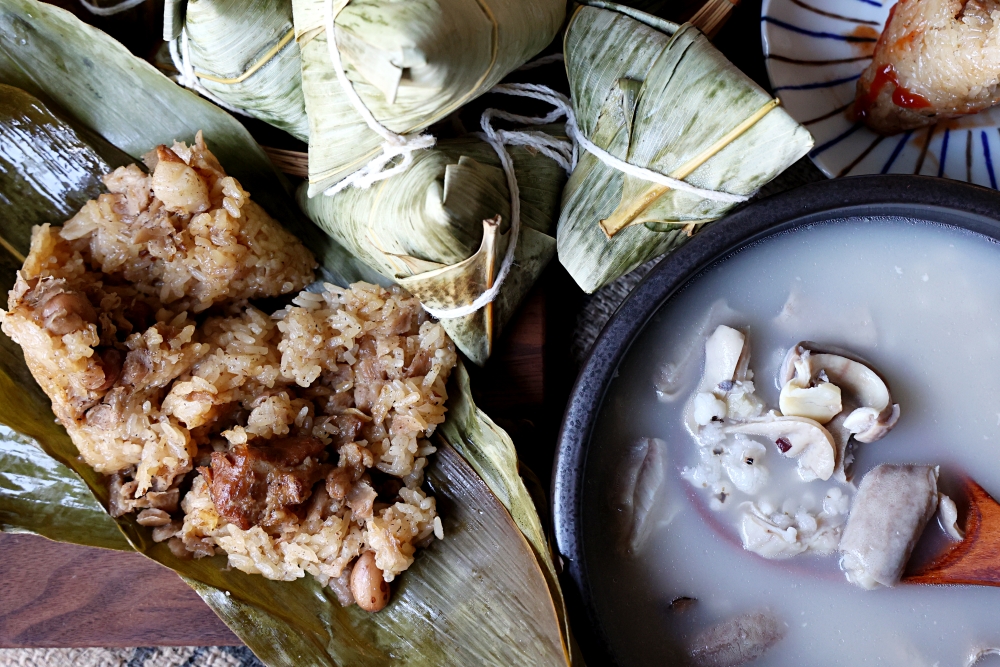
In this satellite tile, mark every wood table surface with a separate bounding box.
[0,288,548,648]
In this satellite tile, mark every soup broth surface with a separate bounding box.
[586,218,1000,667]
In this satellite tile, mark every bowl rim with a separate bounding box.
[551,174,1000,665]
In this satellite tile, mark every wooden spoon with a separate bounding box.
[903,478,1000,586]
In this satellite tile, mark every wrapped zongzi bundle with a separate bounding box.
[556,3,813,293]
[291,0,566,196]
[165,0,310,140]
[297,129,567,365]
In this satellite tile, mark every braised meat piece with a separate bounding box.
[205,435,330,529]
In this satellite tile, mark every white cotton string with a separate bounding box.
[168,31,256,118]
[78,0,145,16]
[486,82,749,204]
[483,83,577,171]
[422,83,576,320]
[420,108,524,320]
[570,122,749,204]
[322,0,436,196]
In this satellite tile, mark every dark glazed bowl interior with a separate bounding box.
[552,174,1000,665]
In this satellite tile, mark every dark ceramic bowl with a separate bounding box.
[551,174,1000,665]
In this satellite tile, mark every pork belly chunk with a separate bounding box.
[838,463,939,589]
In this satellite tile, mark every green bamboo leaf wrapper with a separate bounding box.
[556,2,814,293]
[438,363,571,650]
[0,5,571,661]
[297,132,567,365]
[0,424,130,551]
[0,85,124,259]
[291,0,566,196]
[167,0,311,141]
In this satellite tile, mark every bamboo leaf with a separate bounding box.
[0,422,130,552]
[439,362,572,662]
[556,2,814,293]
[292,0,566,195]
[297,132,565,365]
[177,0,311,141]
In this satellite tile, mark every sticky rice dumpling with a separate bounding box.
[297,129,567,365]
[1,118,457,611]
[854,0,1000,134]
[291,0,566,195]
[556,2,812,293]
[165,0,310,141]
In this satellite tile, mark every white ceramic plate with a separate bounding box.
[761,0,1000,185]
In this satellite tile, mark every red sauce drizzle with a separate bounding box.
[853,3,934,120]
[854,63,932,121]
[892,84,932,110]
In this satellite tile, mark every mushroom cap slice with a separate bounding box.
[725,414,836,481]
[810,353,889,413]
[843,404,901,443]
[780,342,899,442]
[778,381,842,424]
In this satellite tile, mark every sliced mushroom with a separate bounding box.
[725,413,836,481]
[779,343,900,482]
[656,300,739,402]
[842,404,901,443]
[816,411,854,484]
[778,381,841,424]
[701,325,748,391]
[779,343,899,443]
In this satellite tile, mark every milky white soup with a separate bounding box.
[584,218,1000,667]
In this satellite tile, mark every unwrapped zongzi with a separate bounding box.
[0,86,459,619]
[556,3,813,293]
[297,128,568,365]
[292,0,566,195]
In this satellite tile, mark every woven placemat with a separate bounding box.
[0,647,261,667]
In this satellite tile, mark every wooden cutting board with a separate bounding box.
[0,289,545,648]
